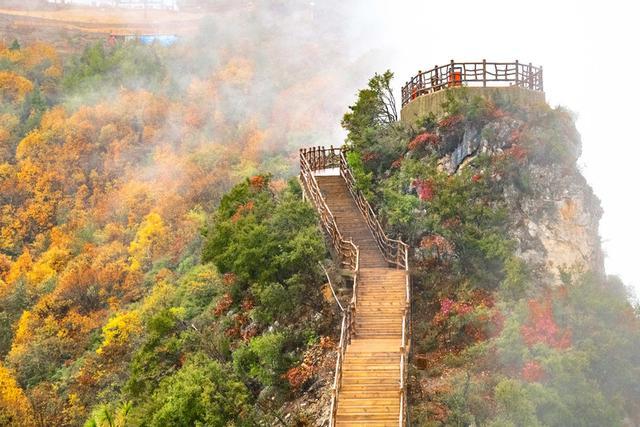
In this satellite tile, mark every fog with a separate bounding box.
[335,0,640,298]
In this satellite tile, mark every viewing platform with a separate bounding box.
[400,60,546,123]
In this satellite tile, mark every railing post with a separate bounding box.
[539,66,544,91]
[515,59,519,86]
[528,62,533,90]
[482,59,487,87]
[434,65,438,92]
[450,59,454,86]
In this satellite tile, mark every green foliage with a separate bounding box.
[382,157,512,288]
[345,150,374,197]
[19,86,47,136]
[202,177,325,320]
[500,257,530,300]
[9,40,20,51]
[0,281,31,357]
[84,402,131,427]
[139,353,253,427]
[63,42,166,101]
[490,379,541,427]
[232,332,291,388]
[342,70,397,149]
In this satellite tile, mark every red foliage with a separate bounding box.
[490,310,505,337]
[319,336,335,349]
[241,324,258,341]
[471,173,483,183]
[230,200,255,223]
[408,132,440,150]
[362,151,380,163]
[431,291,501,347]
[521,297,571,349]
[284,364,313,389]
[214,293,233,316]
[224,325,240,338]
[521,360,545,382]
[222,272,237,286]
[420,234,455,257]
[491,108,508,119]
[241,297,254,312]
[506,144,528,162]
[249,175,266,190]
[438,114,463,129]
[412,179,435,201]
[391,158,403,169]
[433,297,474,324]
[442,217,461,229]
[509,128,523,143]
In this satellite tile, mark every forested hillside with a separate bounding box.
[0,3,358,424]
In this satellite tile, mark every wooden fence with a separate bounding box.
[401,60,544,106]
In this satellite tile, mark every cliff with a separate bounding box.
[342,83,640,426]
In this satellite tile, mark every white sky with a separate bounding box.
[342,0,640,298]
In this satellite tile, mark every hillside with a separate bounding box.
[341,74,640,425]
[0,2,364,424]
[1,2,640,426]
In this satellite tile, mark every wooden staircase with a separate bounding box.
[316,175,407,426]
[299,146,410,426]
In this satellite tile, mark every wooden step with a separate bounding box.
[336,414,399,421]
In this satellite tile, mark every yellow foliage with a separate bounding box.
[26,242,70,287]
[218,57,254,85]
[0,46,22,64]
[16,131,46,161]
[128,212,167,271]
[0,71,33,103]
[5,250,32,285]
[96,311,142,355]
[39,106,67,135]
[0,363,35,426]
[11,310,33,350]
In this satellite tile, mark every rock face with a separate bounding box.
[444,120,603,286]
[505,163,603,286]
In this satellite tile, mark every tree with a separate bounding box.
[141,354,253,426]
[342,70,397,148]
[0,363,34,426]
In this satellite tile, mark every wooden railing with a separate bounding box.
[300,145,411,426]
[337,151,409,270]
[299,148,358,270]
[401,60,544,106]
[300,146,358,426]
[399,255,411,427]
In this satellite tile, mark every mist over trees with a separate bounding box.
[0,2,375,424]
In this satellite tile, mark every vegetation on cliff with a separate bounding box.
[344,76,640,426]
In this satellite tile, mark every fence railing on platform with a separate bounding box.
[401,60,543,106]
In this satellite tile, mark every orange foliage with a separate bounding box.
[0,71,33,103]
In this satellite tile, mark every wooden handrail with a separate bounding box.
[300,148,358,270]
[338,150,410,270]
[300,146,360,426]
[401,60,544,106]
